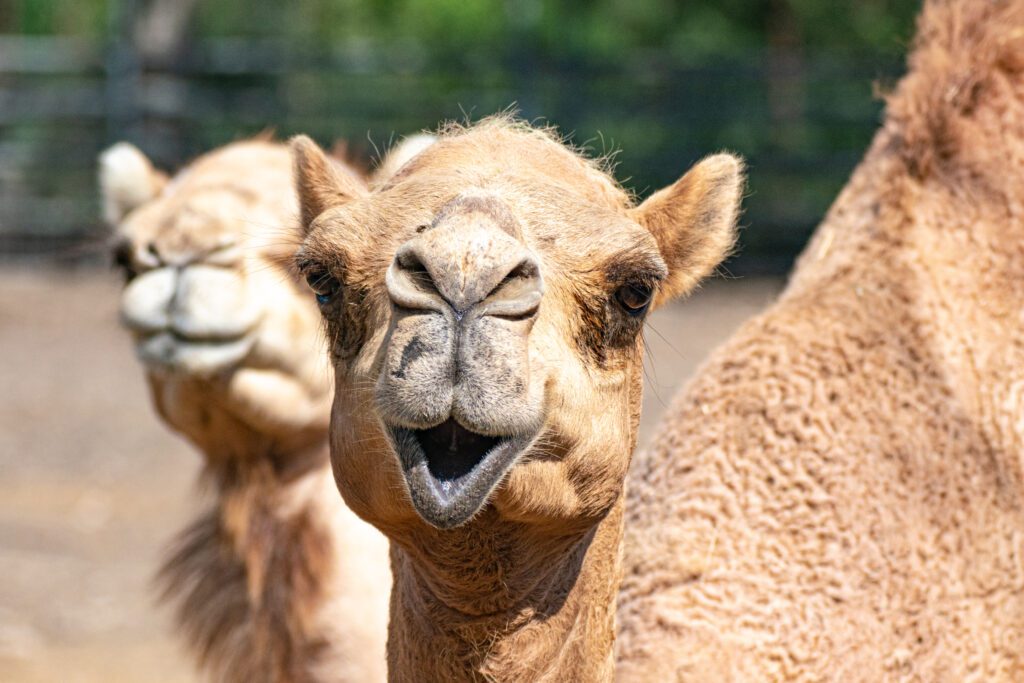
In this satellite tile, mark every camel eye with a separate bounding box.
[306,269,340,305]
[614,283,652,317]
[112,242,137,283]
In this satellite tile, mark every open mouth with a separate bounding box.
[389,418,528,529]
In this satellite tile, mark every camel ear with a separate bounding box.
[98,143,168,224]
[291,135,365,235]
[372,133,437,186]
[632,154,744,306]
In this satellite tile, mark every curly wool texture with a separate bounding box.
[617,1,1024,680]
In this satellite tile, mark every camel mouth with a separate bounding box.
[135,330,255,376]
[416,420,501,482]
[388,418,527,529]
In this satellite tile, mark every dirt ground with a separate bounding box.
[0,267,782,682]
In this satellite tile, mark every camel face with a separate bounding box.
[117,222,262,376]
[294,119,742,531]
[101,141,335,449]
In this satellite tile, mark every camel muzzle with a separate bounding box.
[376,194,550,527]
[120,264,261,375]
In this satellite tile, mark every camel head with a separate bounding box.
[293,119,743,532]
[100,140,344,460]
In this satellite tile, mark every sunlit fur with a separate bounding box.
[618,1,1024,679]
[293,117,743,681]
[101,140,390,682]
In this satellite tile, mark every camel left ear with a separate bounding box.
[291,135,366,236]
[98,143,168,224]
[631,154,744,306]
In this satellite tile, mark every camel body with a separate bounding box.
[618,1,1024,679]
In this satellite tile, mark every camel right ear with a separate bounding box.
[98,143,168,224]
[291,135,366,235]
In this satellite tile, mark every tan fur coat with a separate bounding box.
[618,1,1024,679]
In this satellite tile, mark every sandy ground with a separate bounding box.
[0,267,782,682]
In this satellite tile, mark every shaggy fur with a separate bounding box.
[158,461,377,682]
[617,1,1024,679]
[292,117,743,681]
[101,140,391,682]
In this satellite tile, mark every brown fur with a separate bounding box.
[158,462,334,682]
[292,117,743,680]
[618,2,1024,679]
[102,140,391,682]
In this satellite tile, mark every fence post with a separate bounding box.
[105,0,141,147]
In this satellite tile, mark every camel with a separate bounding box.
[290,117,744,681]
[99,138,397,682]
[617,1,1024,680]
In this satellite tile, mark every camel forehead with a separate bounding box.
[372,179,654,267]
[369,127,653,259]
[168,141,293,204]
[121,141,295,250]
[402,124,631,209]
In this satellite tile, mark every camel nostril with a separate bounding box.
[479,255,543,320]
[386,233,543,317]
[386,244,448,314]
[395,249,436,294]
[488,257,540,298]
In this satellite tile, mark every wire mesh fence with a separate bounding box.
[0,33,900,272]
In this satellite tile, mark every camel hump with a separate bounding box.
[886,0,1024,183]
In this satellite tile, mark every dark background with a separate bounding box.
[0,0,919,271]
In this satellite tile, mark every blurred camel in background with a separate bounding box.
[98,135,425,682]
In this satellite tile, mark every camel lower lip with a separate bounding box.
[136,331,254,375]
[389,419,526,529]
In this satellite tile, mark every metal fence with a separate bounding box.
[0,33,901,272]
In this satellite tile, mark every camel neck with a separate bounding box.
[386,498,624,682]
[205,434,330,491]
[160,447,341,682]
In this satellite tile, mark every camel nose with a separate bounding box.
[386,224,543,320]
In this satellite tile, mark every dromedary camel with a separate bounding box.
[617,1,1024,680]
[290,117,744,680]
[99,138,396,682]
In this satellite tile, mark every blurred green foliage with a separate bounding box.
[5,0,918,63]
[5,0,107,35]
[0,0,920,268]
